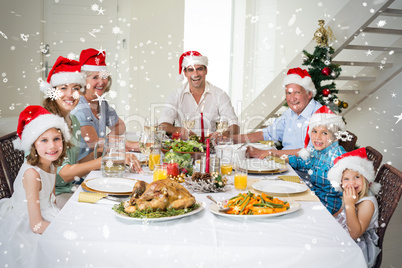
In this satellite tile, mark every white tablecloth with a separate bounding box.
[34,168,366,268]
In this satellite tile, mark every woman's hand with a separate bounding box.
[125,153,142,173]
[247,147,274,159]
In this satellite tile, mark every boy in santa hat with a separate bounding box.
[233,67,322,158]
[328,148,381,267]
[159,50,239,139]
[285,105,347,215]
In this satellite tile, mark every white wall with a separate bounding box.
[0,0,43,134]
[344,72,402,171]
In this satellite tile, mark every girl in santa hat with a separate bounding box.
[41,56,141,208]
[328,148,381,268]
[0,105,69,266]
[285,105,347,215]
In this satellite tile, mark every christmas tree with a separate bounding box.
[302,20,348,113]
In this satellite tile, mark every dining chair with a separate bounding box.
[0,160,12,199]
[366,146,383,174]
[338,131,357,152]
[373,164,402,268]
[0,131,25,194]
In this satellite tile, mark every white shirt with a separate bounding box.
[159,81,238,136]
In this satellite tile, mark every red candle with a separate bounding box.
[200,112,205,143]
[172,132,181,140]
[167,162,179,176]
[205,138,210,173]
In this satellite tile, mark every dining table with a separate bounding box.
[33,163,367,267]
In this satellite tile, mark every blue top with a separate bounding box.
[71,95,119,161]
[262,99,322,149]
[288,141,346,214]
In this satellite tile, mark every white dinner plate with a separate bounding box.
[242,158,283,172]
[85,177,137,193]
[114,202,204,222]
[209,201,301,219]
[248,143,273,150]
[252,181,308,194]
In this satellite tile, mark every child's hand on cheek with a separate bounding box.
[343,185,358,208]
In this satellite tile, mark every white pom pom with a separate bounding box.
[298,148,310,161]
[370,182,381,195]
[40,81,52,93]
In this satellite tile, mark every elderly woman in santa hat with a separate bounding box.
[71,48,139,162]
[41,56,141,208]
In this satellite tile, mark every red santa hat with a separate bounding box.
[283,67,317,97]
[12,105,71,152]
[328,148,381,195]
[80,48,107,72]
[177,51,208,81]
[40,56,85,94]
[298,106,346,160]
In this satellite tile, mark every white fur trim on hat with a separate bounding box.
[283,74,317,97]
[81,64,107,72]
[12,113,71,152]
[308,113,346,137]
[328,156,380,194]
[50,72,86,87]
[298,148,312,161]
[182,55,208,70]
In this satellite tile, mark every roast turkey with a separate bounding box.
[124,179,196,213]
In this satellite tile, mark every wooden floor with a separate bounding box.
[381,201,402,267]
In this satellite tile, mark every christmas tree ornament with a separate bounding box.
[322,88,330,97]
[313,20,335,47]
[302,56,308,62]
[342,102,349,109]
[324,60,330,65]
[321,67,331,76]
[334,99,340,106]
[331,71,337,78]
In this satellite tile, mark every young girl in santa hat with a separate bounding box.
[0,105,70,266]
[286,105,347,215]
[328,147,381,268]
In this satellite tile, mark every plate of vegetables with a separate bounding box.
[209,192,301,219]
[162,138,209,161]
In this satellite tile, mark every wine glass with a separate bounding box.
[139,132,153,174]
[183,113,195,140]
[144,117,151,136]
[216,117,229,134]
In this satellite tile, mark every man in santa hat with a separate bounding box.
[159,51,239,139]
[232,67,322,158]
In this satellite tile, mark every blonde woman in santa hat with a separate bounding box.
[328,148,381,267]
[159,50,239,139]
[71,48,139,162]
[0,106,69,266]
[42,56,141,208]
[284,105,347,215]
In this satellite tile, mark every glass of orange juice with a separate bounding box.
[234,161,247,190]
[153,164,167,181]
[149,144,161,171]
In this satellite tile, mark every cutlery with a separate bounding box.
[206,195,230,212]
[105,195,130,202]
[237,140,249,150]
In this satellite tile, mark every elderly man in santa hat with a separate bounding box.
[159,51,239,139]
[232,67,322,158]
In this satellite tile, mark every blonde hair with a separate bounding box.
[82,71,112,94]
[26,128,70,168]
[340,168,370,206]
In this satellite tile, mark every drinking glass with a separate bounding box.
[234,160,248,190]
[153,164,168,181]
[216,117,229,134]
[139,132,153,174]
[144,117,151,136]
[149,144,161,171]
[183,113,195,140]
